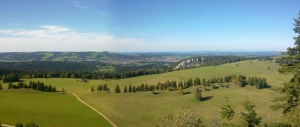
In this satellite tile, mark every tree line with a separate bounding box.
[90,74,269,94]
[6,80,56,92]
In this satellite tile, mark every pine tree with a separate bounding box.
[115,84,121,93]
[255,78,262,89]
[124,85,128,93]
[91,86,94,92]
[220,96,235,122]
[129,84,132,93]
[99,84,103,91]
[103,84,107,91]
[240,99,262,127]
[133,85,136,93]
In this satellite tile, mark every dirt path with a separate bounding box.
[69,92,117,127]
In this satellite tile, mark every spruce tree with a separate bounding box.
[129,84,132,93]
[240,99,262,127]
[103,84,107,91]
[124,85,128,93]
[255,78,262,89]
[220,96,235,122]
[115,84,121,93]
[99,84,103,91]
[133,85,136,93]
[91,86,94,92]
[270,12,300,125]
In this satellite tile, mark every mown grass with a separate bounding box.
[0,60,293,126]
[0,89,112,127]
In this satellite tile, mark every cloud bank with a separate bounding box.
[0,25,154,52]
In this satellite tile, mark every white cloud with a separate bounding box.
[40,25,70,33]
[0,25,154,52]
[71,0,88,8]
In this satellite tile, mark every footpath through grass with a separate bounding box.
[0,90,112,127]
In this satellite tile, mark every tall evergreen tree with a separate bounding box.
[115,84,121,93]
[129,84,132,93]
[124,85,128,93]
[133,85,136,93]
[240,99,262,127]
[220,96,235,122]
[91,86,94,92]
[271,12,300,125]
[103,84,108,91]
[99,84,103,91]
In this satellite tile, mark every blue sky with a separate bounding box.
[0,0,299,52]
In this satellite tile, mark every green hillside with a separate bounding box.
[0,60,292,126]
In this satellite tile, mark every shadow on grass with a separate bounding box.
[183,92,192,95]
[202,96,213,101]
[265,85,272,88]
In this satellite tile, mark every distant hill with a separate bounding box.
[0,51,281,63]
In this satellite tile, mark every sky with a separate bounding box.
[0,0,299,52]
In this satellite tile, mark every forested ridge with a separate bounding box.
[0,56,273,81]
[172,56,273,70]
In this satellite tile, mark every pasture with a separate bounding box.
[0,60,292,126]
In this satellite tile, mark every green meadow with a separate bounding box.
[0,90,112,127]
[0,60,293,126]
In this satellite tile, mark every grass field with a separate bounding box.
[0,60,293,126]
[0,89,112,127]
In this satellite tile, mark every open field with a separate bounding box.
[0,60,293,126]
[0,90,112,127]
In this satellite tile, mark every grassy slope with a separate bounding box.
[0,89,112,127]
[0,60,292,126]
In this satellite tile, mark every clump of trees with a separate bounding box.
[7,81,56,92]
[96,84,110,91]
[1,73,19,83]
[108,75,269,95]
